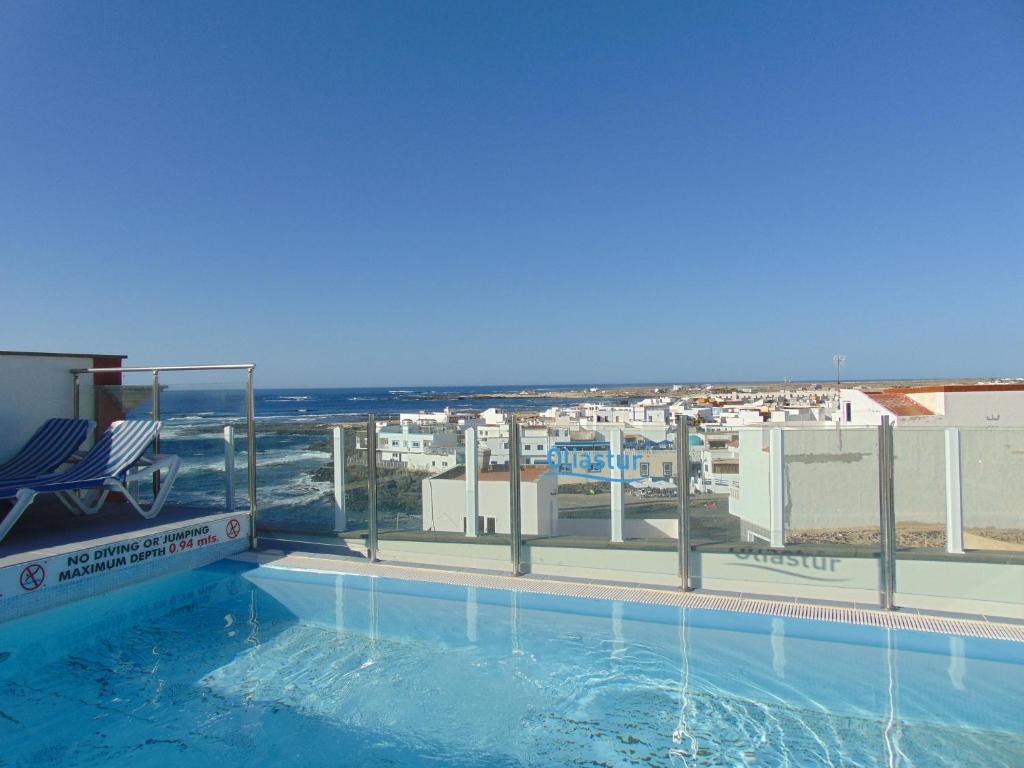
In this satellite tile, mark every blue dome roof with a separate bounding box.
[688,434,704,446]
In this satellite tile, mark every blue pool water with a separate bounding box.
[1,563,1022,767]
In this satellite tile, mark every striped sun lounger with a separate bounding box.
[0,420,180,543]
[0,418,93,484]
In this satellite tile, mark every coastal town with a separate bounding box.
[335,379,1024,550]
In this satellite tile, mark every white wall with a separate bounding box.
[839,390,908,426]
[929,390,1024,427]
[0,354,97,461]
[731,428,772,532]
[421,473,558,536]
[733,423,1024,532]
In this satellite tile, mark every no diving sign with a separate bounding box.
[0,515,249,598]
[20,563,45,591]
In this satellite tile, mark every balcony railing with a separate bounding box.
[53,368,1020,621]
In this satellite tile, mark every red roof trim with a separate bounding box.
[886,384,1024,395]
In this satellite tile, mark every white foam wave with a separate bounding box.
[258,473,332,508]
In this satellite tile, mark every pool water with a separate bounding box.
[0,562,1022,767]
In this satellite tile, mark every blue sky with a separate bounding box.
[1,2,1022,387]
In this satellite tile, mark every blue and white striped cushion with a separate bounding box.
[0,420,161,497]
[0,418,91,481]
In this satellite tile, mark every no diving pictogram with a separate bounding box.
[20,563,45,591]
[226,518,241,539]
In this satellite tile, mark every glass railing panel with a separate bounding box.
[699,425,882,602]
[960,428,1024,553]
[892,427,947,550]
[116,374,249,514]
[253,410,366,543]
[783,426,880,548]
[377,421,445,533]
[523,424,679,587]
[623,423,678,547]
[892,427,1024,618]
[687,425,746,572]
[374,415,511,570]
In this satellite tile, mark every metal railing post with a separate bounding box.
[609,428,625,543]
[367,415,379,562]
[768,428,786,547]
[944,427,965,554]
[676,415,691,590]
[223,425,235,513]
[465,426,479,537]
[333,426,347,532]
[151,370,161,496]
[508,415,523,576]
[246,366,258,549]
[878,415,897,610]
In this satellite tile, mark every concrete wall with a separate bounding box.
[959,428,1024,528]
[782,427,880,530]
[0,353,100,461]
[892,428,946,524]
[732,425,1024,531]
[0,513,250,623]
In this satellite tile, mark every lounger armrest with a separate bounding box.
[124,454,180,483]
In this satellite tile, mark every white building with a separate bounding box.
[360,424,461,472]
[421,465,558,536]
[839,384,1024,427]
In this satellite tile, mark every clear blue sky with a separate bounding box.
[2,2,1022,387]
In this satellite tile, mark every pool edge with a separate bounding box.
[234,550,1024,644]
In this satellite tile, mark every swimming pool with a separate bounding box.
[1,562,1021,767]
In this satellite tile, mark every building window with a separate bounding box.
[844,402,852,422]
[639,462,650,476]
[412,441,421,448]
[662,462,672,477]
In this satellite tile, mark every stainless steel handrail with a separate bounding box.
[71,364,255,373]
[70,362,258,549]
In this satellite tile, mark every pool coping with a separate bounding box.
[233,551,1024,643]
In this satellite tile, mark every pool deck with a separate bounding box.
[235,548,1024,643]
